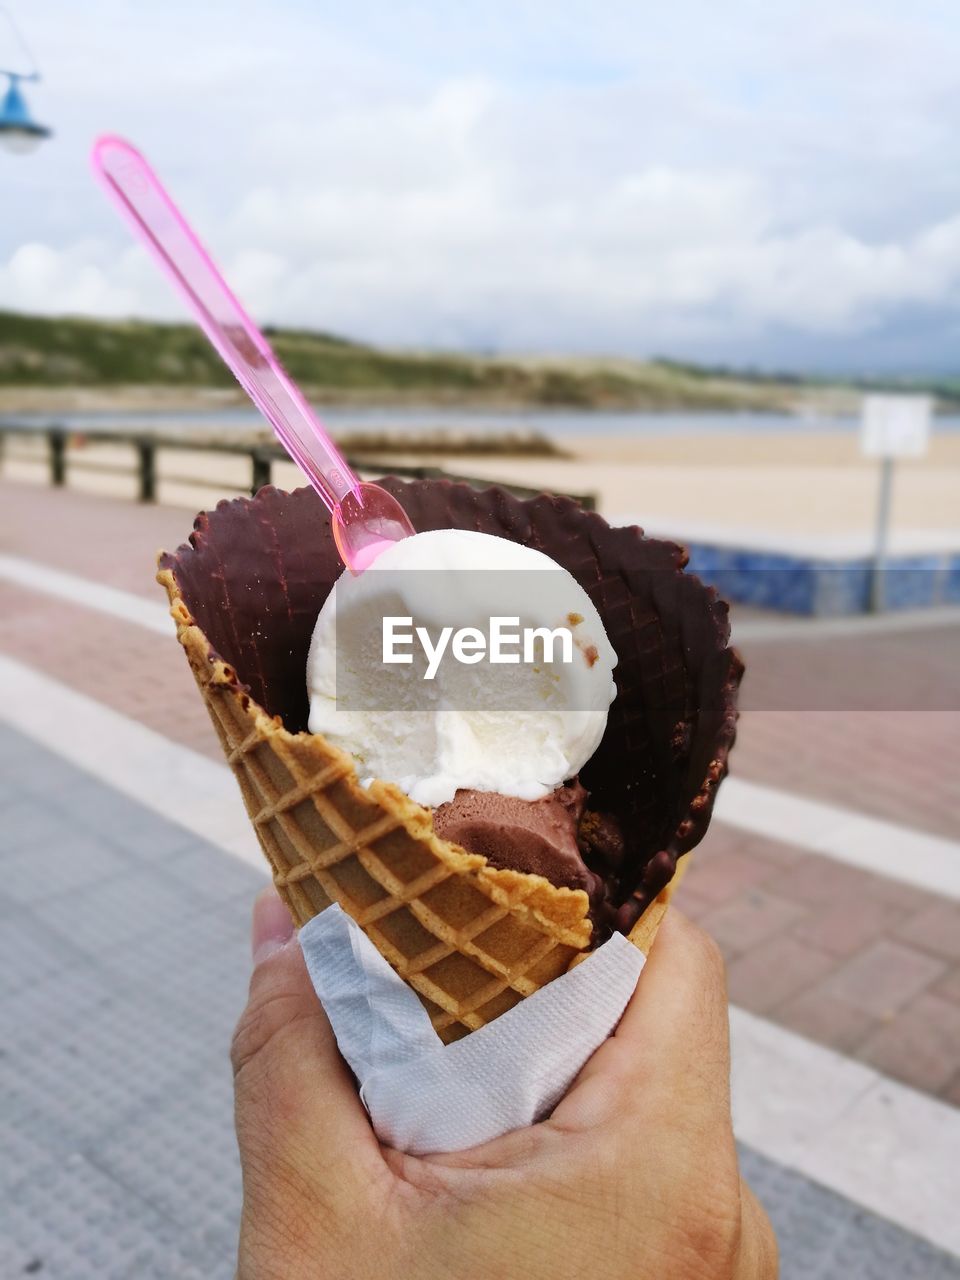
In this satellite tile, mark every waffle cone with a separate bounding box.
[158,479,740,1041]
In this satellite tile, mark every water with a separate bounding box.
[4,406,960,439]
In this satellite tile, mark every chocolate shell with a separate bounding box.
[159,479,743,929]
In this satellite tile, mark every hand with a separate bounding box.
[232,889,778,1280]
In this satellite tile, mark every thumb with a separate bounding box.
[232,889,379,1188]
[550,910,731,1134]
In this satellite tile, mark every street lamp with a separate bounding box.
[0,70,51,153]
[0,5,50,153]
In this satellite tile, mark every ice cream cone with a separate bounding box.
[158,479,741,1041]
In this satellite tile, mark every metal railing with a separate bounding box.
[0,422,595,509]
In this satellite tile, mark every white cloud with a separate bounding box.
[0,243,138,316]
[5,0,960,365]
[10,162,960,356]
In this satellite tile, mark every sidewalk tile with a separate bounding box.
[737,834,806,867]
[776,988,880,1054]
[671,882,716,922]
[32,865,204,958]
[822,940,947,1021]
[3,989,217,1152]
[700,889,806,955]
[942,1070,960,1109]
[736,709,960,844]
[2,833,128,905]
[0,963,122,1066]
[92,1063,242,1266]
[157,844,266,906]
[860,873,946,916]
[857,994,960,1095]
[893,903,960,964]
[791,897,900,958]
[679,848,775,906]
[0,798,77,856]
[95,905,251,1046]
[763,854,870,908]
[51,783,161,836]
[0,1120,54,1198]
[932,966,960,1006]
[0,913,90,999]
[693,825,748,858]
[739,1144,960,1280]
[2,1154,217,1280]
[725,936,837,1015]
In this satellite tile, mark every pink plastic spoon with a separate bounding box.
[91,134,414,571]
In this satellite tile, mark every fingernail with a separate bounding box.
[252,887,295,966]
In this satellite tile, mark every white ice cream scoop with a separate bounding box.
[307,529,617,807]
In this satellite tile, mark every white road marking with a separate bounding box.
[0,653,264,873]
[0,553,172,635]
[729,1006,960,1258]
[2,651,958,1258]
[715,775,960,901]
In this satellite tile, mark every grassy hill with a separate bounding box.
[0,310,788,409]
[1,309,956,412]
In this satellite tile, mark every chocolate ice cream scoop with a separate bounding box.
[433,781,605,902]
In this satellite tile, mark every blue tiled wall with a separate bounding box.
[683,543,960,616]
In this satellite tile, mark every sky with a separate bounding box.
[4,0,960,371]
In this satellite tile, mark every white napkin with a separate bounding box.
[299,903,644,1154]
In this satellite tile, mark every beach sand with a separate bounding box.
[2,429,958,541]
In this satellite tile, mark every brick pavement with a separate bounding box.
[0,579,217,760]
[734,709,960,844]
[4,727,960,1278]
[677,826,960,1100]
[1,476,193,599]
[2,477,959,1102]
[742,625,959,713]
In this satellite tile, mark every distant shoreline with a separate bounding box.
[0,383,839,416]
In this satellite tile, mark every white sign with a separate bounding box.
[860,394,932,459]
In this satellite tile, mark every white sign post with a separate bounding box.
[860,394,932,612]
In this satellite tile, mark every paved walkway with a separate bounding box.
[2,476,960,1275]
[1,728,958,1279]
